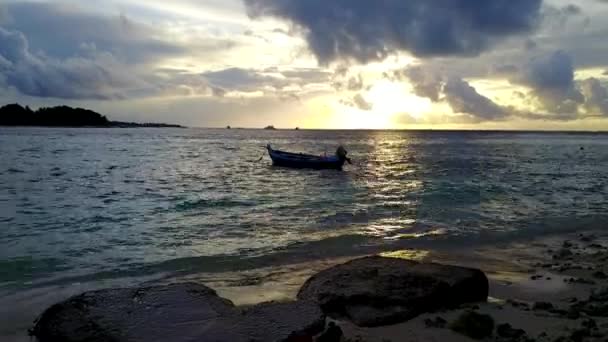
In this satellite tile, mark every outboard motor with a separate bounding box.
[336,146,352,164]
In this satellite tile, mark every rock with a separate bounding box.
[566,308,581,320]
[582,318,597,330]
[297,256,488,327]
[565,277,596,285]
[570,328,591,342]
[449,311,494,340]
[31,283,325,342]
[553,249,573,260]
[592,271,608,279]
[496,323,526,339]
[507,299,530,310]
[533,302,554,311]
[316,322,342,342]
[424,316,447,328]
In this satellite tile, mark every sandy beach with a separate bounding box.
[6,227,608,342]
[191,228,608,341]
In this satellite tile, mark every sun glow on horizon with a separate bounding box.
[326,80,433,129]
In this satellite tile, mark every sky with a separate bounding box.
[0,0,608,130]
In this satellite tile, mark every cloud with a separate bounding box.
[399,66,508,121]
[443,77,507,121]
[202,67,284,92]
[352,93,372,111]
[513,51,584,113]
[0,27,138,99]
[1,2,186,63]
[244,0,543,64]
[580,78,608,116]
[400,67,443,101]
[562,4,582,16]
[201,67,332,98]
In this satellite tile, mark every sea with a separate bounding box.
[1,127,607,338]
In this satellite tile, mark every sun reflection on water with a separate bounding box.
[380,249,430,261]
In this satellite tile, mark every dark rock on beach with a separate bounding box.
[31,283,325,342]
[449,311,494,340]
[496,323,526,339]
[297,256,489,327]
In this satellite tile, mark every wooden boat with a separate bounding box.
[267,144,351,170]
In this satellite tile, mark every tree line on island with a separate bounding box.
[0,103,183,128]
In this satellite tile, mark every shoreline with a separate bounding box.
[4,228,608,341]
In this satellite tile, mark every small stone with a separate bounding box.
[593,271,608,280]
[316,322,343,342]
[570,328,590,342]
[533,302,554,311]
[566,308,581,320]
[424,316,447,329]
[563,241,573,248]
[582,318,597,330]
[496,323,526,339]
[449,311,494,340]
[507,299,530,309]
[553,249,573,260]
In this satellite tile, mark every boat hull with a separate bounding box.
[267,147,346,170]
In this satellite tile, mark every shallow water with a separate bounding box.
[1,127,608,334]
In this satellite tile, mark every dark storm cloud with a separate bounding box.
[400,67,443,102]
[244,0,543,64]
[399,66,508,122]
[0,27,136,99]
[443,78,507,121]
[1,2,185,63]
[0,2,245,100]
[513,51,584,113]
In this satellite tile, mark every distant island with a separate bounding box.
[0,104,184,128]
[264,125,276,130]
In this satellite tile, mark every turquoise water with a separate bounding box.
[1,128,607,297]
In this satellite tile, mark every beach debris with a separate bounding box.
[297,256,488,327]
[31,283,325,342]
[449,311,494,340]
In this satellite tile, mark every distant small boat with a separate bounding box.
[267,144,351,170]
[226,125,231,129]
